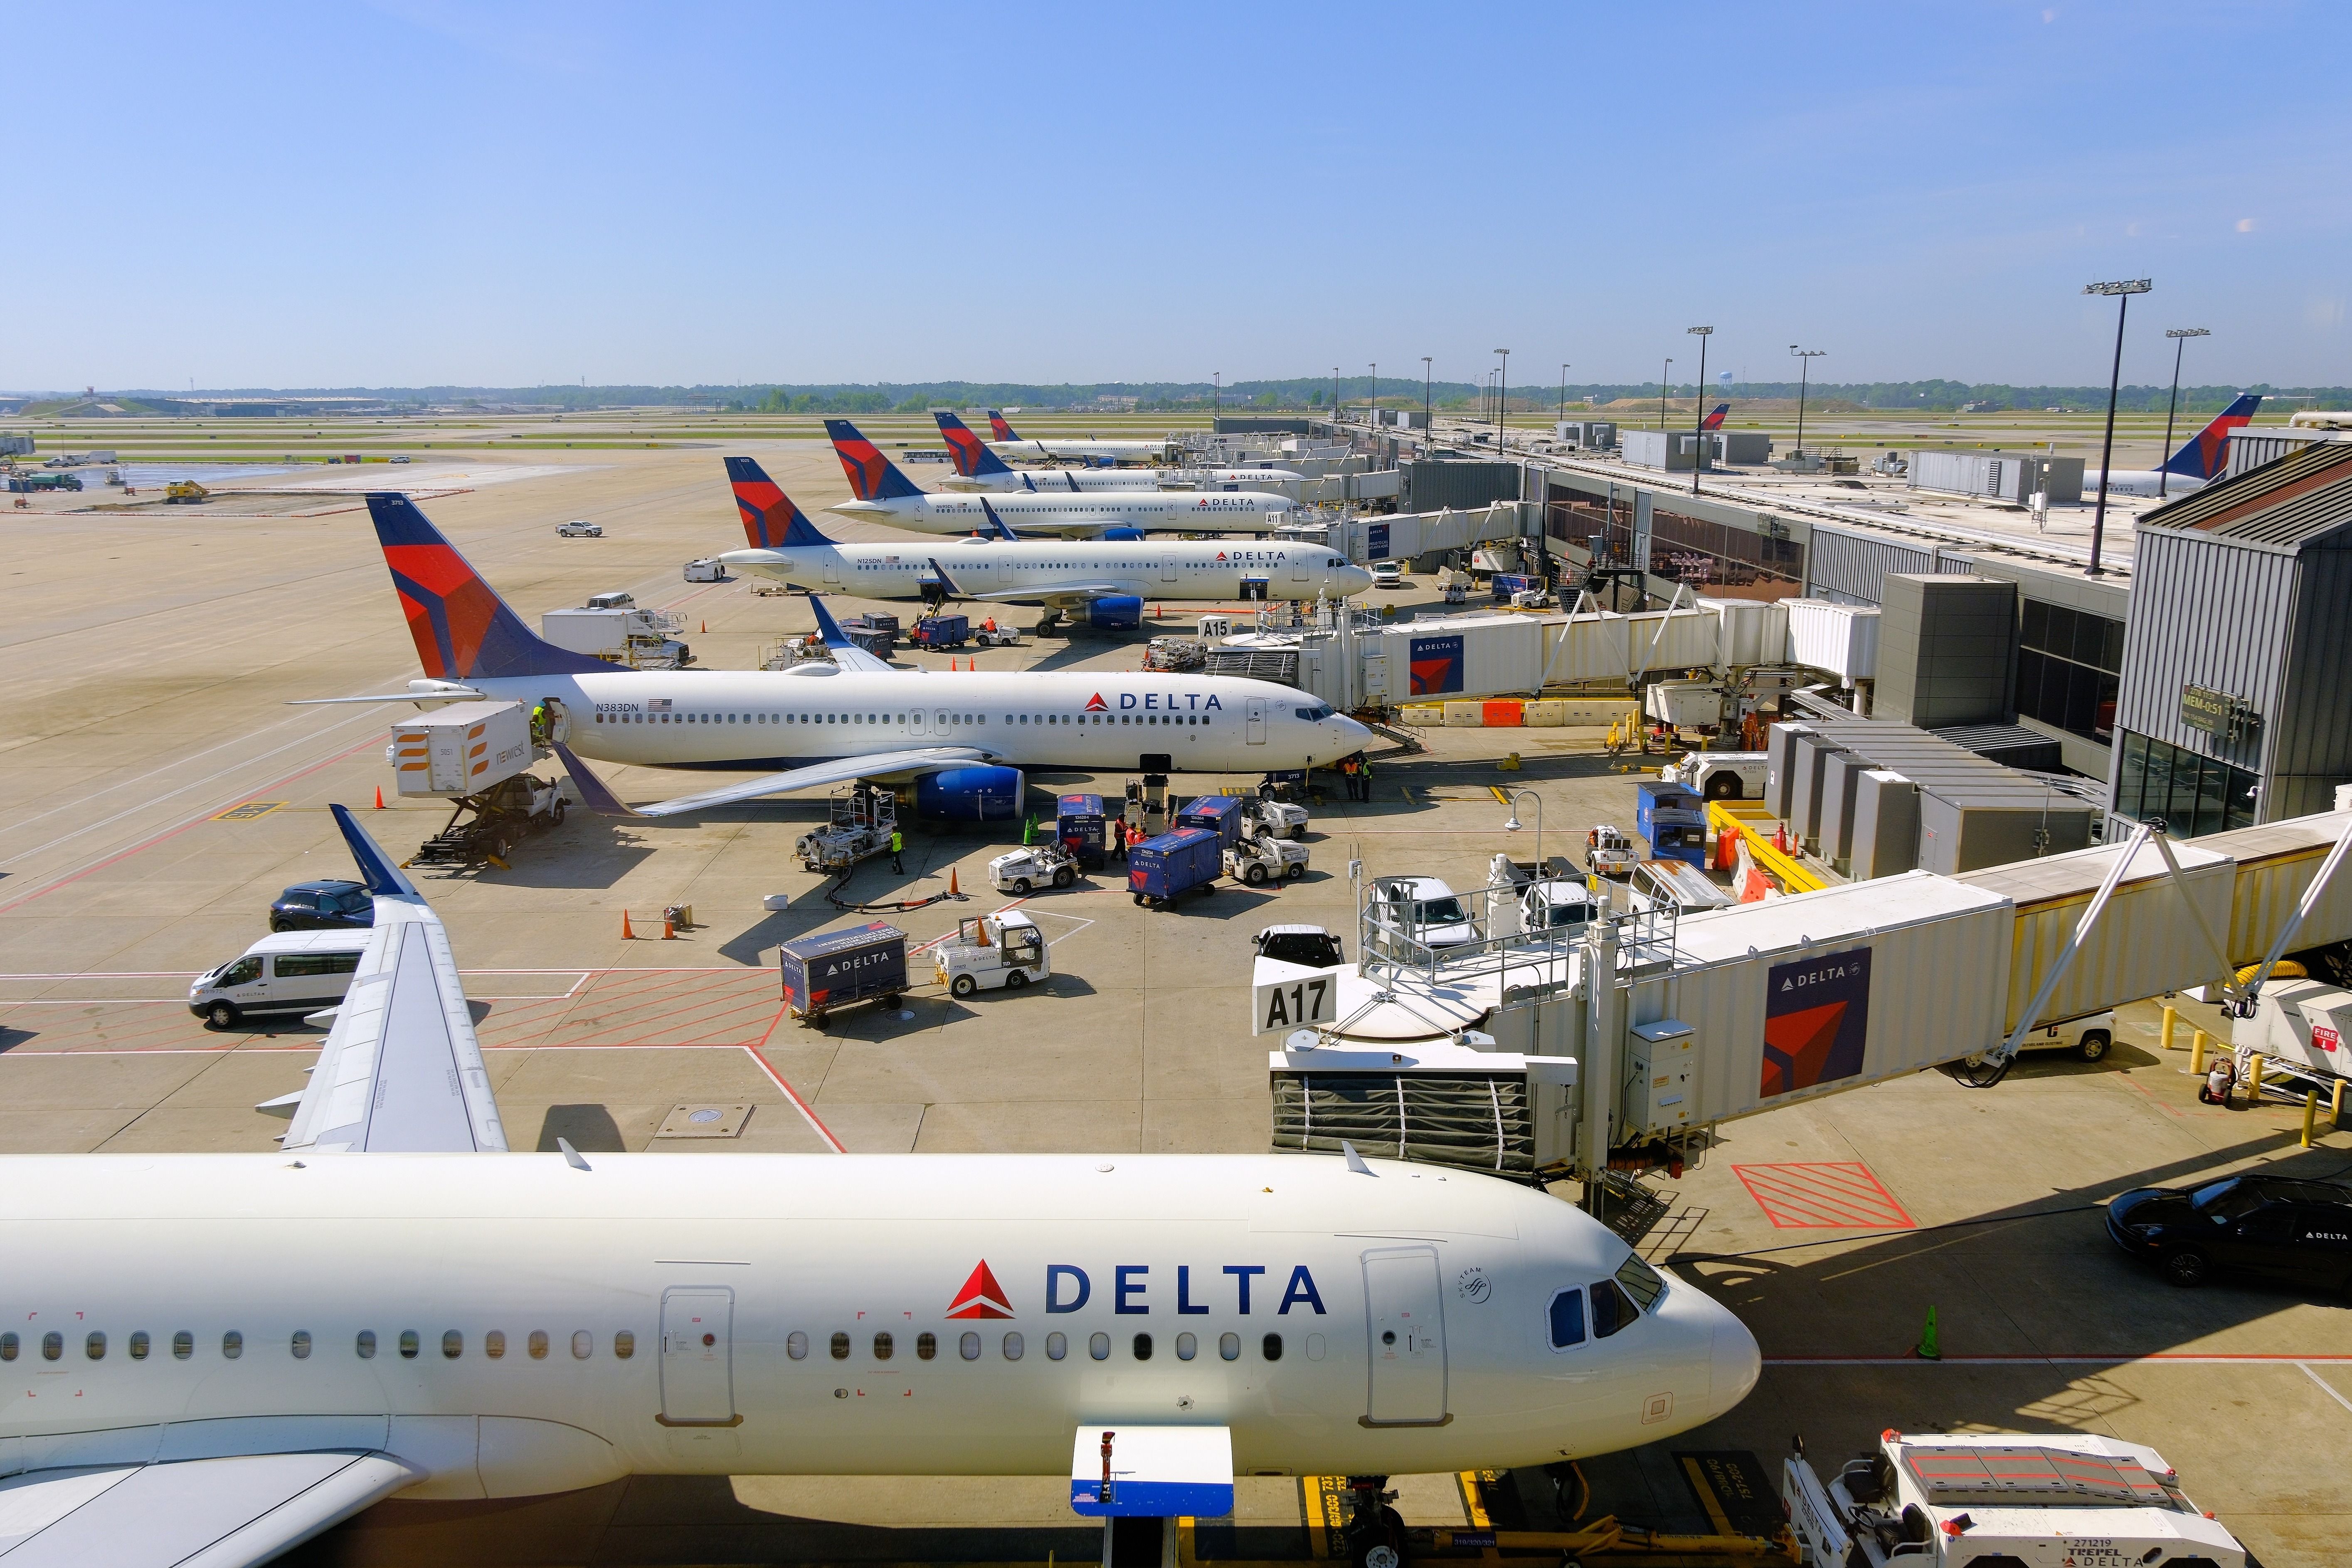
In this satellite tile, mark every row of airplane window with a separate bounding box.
[786,1330,1280,1364]
[0,1329,627,1363]
[592,713,1210,727]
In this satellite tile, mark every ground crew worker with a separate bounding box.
[1338,757,1356,800]
[530,701,549,745]
[1358,755,1373,801]
[890,826,904,875]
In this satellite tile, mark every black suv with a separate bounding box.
[2107,1174,2352,1289]
[269,879,374,932]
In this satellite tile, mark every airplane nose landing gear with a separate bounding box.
[1343,1476,1404,1568]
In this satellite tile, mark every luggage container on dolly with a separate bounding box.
[778,922,908,1027]
[1129,828,1223,907]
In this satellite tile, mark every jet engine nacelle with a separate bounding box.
[1099,528,1146,542]
[1083,595,1144,630]
[905,766,1026,823]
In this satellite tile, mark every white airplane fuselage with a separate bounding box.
[2083,469,2208,499]
[0,1154,1759,1497]
[988,438,1169,463]
[721,537,1372,607]
[452,666,1364,774]
[935,468,1304,495]
[831,490,1293,536]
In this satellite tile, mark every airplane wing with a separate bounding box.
[266,804,508,1154]
[807,594,896,674]
[552,741,989,819]
[0,1449,422,1568]
[926,555,1135,607]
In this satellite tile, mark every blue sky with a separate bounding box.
[7,1,2346,391]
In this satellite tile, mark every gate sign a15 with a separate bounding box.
[1408,634,1463,696]
[1761,946,1873,1098]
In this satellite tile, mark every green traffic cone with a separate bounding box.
[1916,1305,1941,1361]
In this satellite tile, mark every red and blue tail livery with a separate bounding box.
[987,409,1021,442]
[2164,393,2261,481]
[726,456,835,548]
[824,419,927,500]
[1700,402,1728,431]
[934,411,1016,478]
[368,493,608,682]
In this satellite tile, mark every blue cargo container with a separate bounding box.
[1056,792,1107,868]
[1175,795,1247,847]
[778,920,908,1025]
[1635,779,1708,865]
[1127,827,1223,907]
[1492,573,1533,602]
[910,613,970,649]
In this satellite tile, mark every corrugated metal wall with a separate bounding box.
[2111,528,2289,779]
[1805,526,1940,605]
[1400,460,1522,513]
[2271,537,2352,810]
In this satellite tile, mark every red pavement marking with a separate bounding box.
[1732,1161,1916,1229]
[743,1044,845,1153]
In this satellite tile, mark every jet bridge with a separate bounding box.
[1260,809,2352,1196]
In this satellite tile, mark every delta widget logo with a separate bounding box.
[947,1260,1014,1319]
[1084,693,1109,712]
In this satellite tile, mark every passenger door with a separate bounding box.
[659,1287,739,1426]
[1162,552,1179,584]
[1361,1247,1447,1426]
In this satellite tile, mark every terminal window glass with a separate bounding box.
[1647,506,1803,602]
[2016,598,2123,744]
[2113,731,2257,837]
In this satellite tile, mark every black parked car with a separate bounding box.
[2107,1174,2352,1288]
[269,879,375,932]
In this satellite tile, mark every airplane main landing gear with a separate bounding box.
[1342,1476,1405,1568]
[1034,609,1064,636]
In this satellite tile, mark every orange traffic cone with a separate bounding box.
[949,868,960,897]
[621,911,635,939]
[373,786,384,809]
[701,620,708,634]
[662,919,676,939]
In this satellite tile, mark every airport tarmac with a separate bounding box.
[2,446,2347,1567]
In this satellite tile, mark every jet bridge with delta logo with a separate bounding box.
[1259,810,2352,1219]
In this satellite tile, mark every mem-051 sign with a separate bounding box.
[2179,683,2260,741]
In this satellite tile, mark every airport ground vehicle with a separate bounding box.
[188,931,370,1029]
[974,623,1021,648]
[1629,858,1737,915]
[2017,1009,2115,1062]
[1370,561,1405,588]
[988,843,1077,894]
[1255,924,1344,968]
[163,479,209,503]
[934,911,1050,997]
[556,520,602,537]
[1370,875,1479,950]
[1129,827,1223,907]
[2106,1173,2352,1289]
[682,556,725,581]
[1226,830,1309,885]
[1664,751,1769,801]
[1783,1429,2246,1567]
[269,879,374,932]
[909,612,970,649]
[1521,877,1599,934]
[408,774,566,867]
[795,786,896,874]
[778,921,907,1026]
[388,454,412,463]
[1252,798,1309,838]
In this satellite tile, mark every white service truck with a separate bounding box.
[1783,1429,2246,1568]
[934,911,1050,998]
[1662,750,1769,801]
[1252,799,1309,839]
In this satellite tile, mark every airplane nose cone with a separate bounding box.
[1341,567,1375,595]
[1338,716,1375,749]
[1709,1313,1762,1417]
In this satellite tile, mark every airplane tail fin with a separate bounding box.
[824,419,926,500]
[987,409,1021,441]
[2162,393,2262,481]
[367,493,611,682]
[725,457,835,547]
[935,412,1016,478]
[1701,402,1728,431]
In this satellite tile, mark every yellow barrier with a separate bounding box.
[1706,799,1829,895]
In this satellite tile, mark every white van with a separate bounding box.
[188,930,371,1029]
[1628,858,1737,915]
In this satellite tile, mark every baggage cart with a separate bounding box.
[778,921,907,1026]
[1128,828,1223,908]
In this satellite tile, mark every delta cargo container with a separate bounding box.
[1175,795,1247,847]
[1057,793,1108,867]
[1128,828,1224,907]
[778,922,908,1026]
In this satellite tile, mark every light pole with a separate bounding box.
[1686,326,1713,495]
[2082,278,2152,577]
[1659,359,1672,429]
[1368,362,1377,426]
[1790,346,1824,459]
[1212,372,1220,417]
[1421,356,1432,436]
[2159,327,2209,499]
[1502,788,1544,876]
[1559,362,1570,423]
[1494,349,1510,450]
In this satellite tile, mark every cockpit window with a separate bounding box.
[1547,1288,1586,1349]
[1614,1254,1666,1312]
[1295,705,1333,721]
[1590,1277,1640,1339]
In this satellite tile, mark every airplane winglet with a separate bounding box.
[977,498,1020,541]
[808,593,855,651]
[927,557,965,599]
[330,803,421,898]
[549,742,642,817]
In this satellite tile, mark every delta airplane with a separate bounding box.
[309,493,1365,821]
[985,407,1172,463]
[1700,402,1727,432]
[0,801,1758,1566]
[719,459,1368,633]
[2085,393,2262,498]
[932,412,1303,495]
[828,420,1291,537]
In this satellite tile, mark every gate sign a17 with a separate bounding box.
[1761,946,1873,1098]
[1408,634,1463,696]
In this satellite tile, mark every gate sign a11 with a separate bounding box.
[1761,946,1873,1098]
[1408,634,1464,696]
